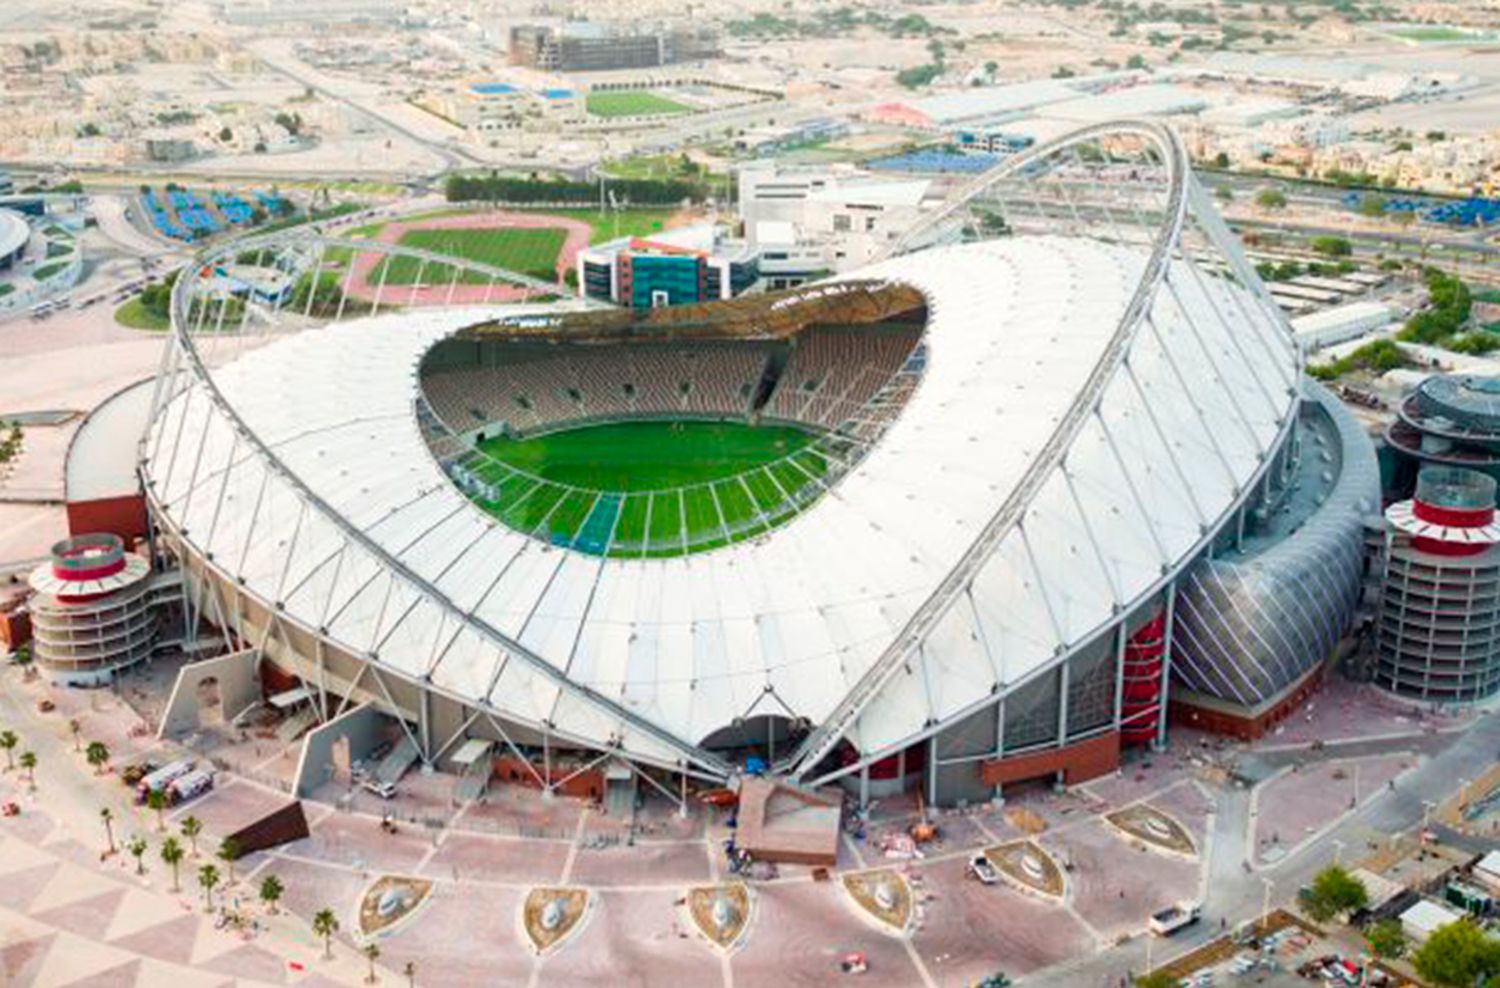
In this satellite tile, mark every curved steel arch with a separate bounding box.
[785,120,1194,779]
[145,229,731,776]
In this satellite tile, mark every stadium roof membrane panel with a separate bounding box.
[149,231,1295,767]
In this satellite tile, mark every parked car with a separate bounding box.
[362,779,396,800]
[968,854,1000,885]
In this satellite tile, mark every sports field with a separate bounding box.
[370,227,567,285]
[460,421,830,556]
[585,92,692,119]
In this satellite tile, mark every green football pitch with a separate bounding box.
[462,420,830,556]
[370,227,566,285]
[585,92,691,119]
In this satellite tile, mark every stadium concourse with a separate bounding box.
[105,121,1379,816]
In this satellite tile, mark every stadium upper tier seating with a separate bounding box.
[421,327,923,439]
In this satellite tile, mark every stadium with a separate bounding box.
[133,121,1378,808]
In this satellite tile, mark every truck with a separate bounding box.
[1148,901,1202,937]
[165,769,214,806]
[136,759,194,803]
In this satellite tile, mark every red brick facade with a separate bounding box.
[979,731,1121,788]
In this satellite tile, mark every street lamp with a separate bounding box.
[1260,876,1274,935]
[1332,838,1345,867]
[1422,799,1436,832]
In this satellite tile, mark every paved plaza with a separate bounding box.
[2,649,1493,988]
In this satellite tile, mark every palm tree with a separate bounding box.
[126,834,147,875]
[0,730,17,771]
[259,873,284,914]
[198,863,220,910]
[68,719,81,752]
[19,750,36,790]
[363,941,380,984]
[85,741,109,775]
[160,836,184,892]
[146,788,167,831]
[100,807,116,854]
[217,836,241,885]
[312,908,339,960]
[181,815,202,857]
[403,961,416,988]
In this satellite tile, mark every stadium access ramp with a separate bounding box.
[374,735,420,786]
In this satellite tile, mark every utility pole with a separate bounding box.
[1260,876,1274,934]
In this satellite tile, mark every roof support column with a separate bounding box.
[984,694,1006,803]
[1112,620,1127,731]
[1155,582,1177,751]
[1056,657,1070,750]
[927,736,939,809]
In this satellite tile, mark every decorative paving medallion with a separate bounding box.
[520,886,591,955]
[984,840,1065,898]
[841,869,914,935]
[356,875,434,940]
[1104,804,1197,857]
[685,882,752,953]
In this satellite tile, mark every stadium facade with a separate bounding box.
[133,121,1379,807]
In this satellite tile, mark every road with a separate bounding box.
[246,39,474,175]
[1037,713,1500,985]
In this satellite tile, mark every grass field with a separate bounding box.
[114,297,170,331]
[370,227,566,285]
[585,92,692,119]
[464,420,828,555]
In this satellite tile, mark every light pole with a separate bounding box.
[1332,838,1345,867]
[1422,799,1437,835]
[1353,762,1360,807]
[1260,876,1274,935]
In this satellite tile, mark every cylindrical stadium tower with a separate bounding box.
[26,533,158,686]
[1376,466,1500,702]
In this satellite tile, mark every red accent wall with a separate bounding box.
[492,755,603,801]
[1167,661,1328,741]
[1413,500,1494,528]
[979,731,1120,788]
[66,495,148,545]
[1120,611,1166,745]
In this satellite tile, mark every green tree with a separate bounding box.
[363,941,380,983]
[259,873,284,914]
[1366,917,1406,959]
[1311,235,1353,257]
[19,750,36,790]
[1302,865,1368,921]
[198,863,220,910]
[85,740,109,774]
[181,815,202,857]
[1359,195,1388,218]
[0,730,17,771]
[161,836,184,893]
[313,908,340,959]
[218,126,233,142]
[100,807,116,854]
[1255,187,1288,211]
[1412,919,1500,987]
[146,787,168,830]
[217,836,242,885]
[126,834,148,875]
[1213,151,1230,169]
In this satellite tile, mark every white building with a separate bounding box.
[737,163,934,276]
[1401,899,1465,943]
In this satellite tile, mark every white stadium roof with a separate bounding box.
[147,232,1297,768]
